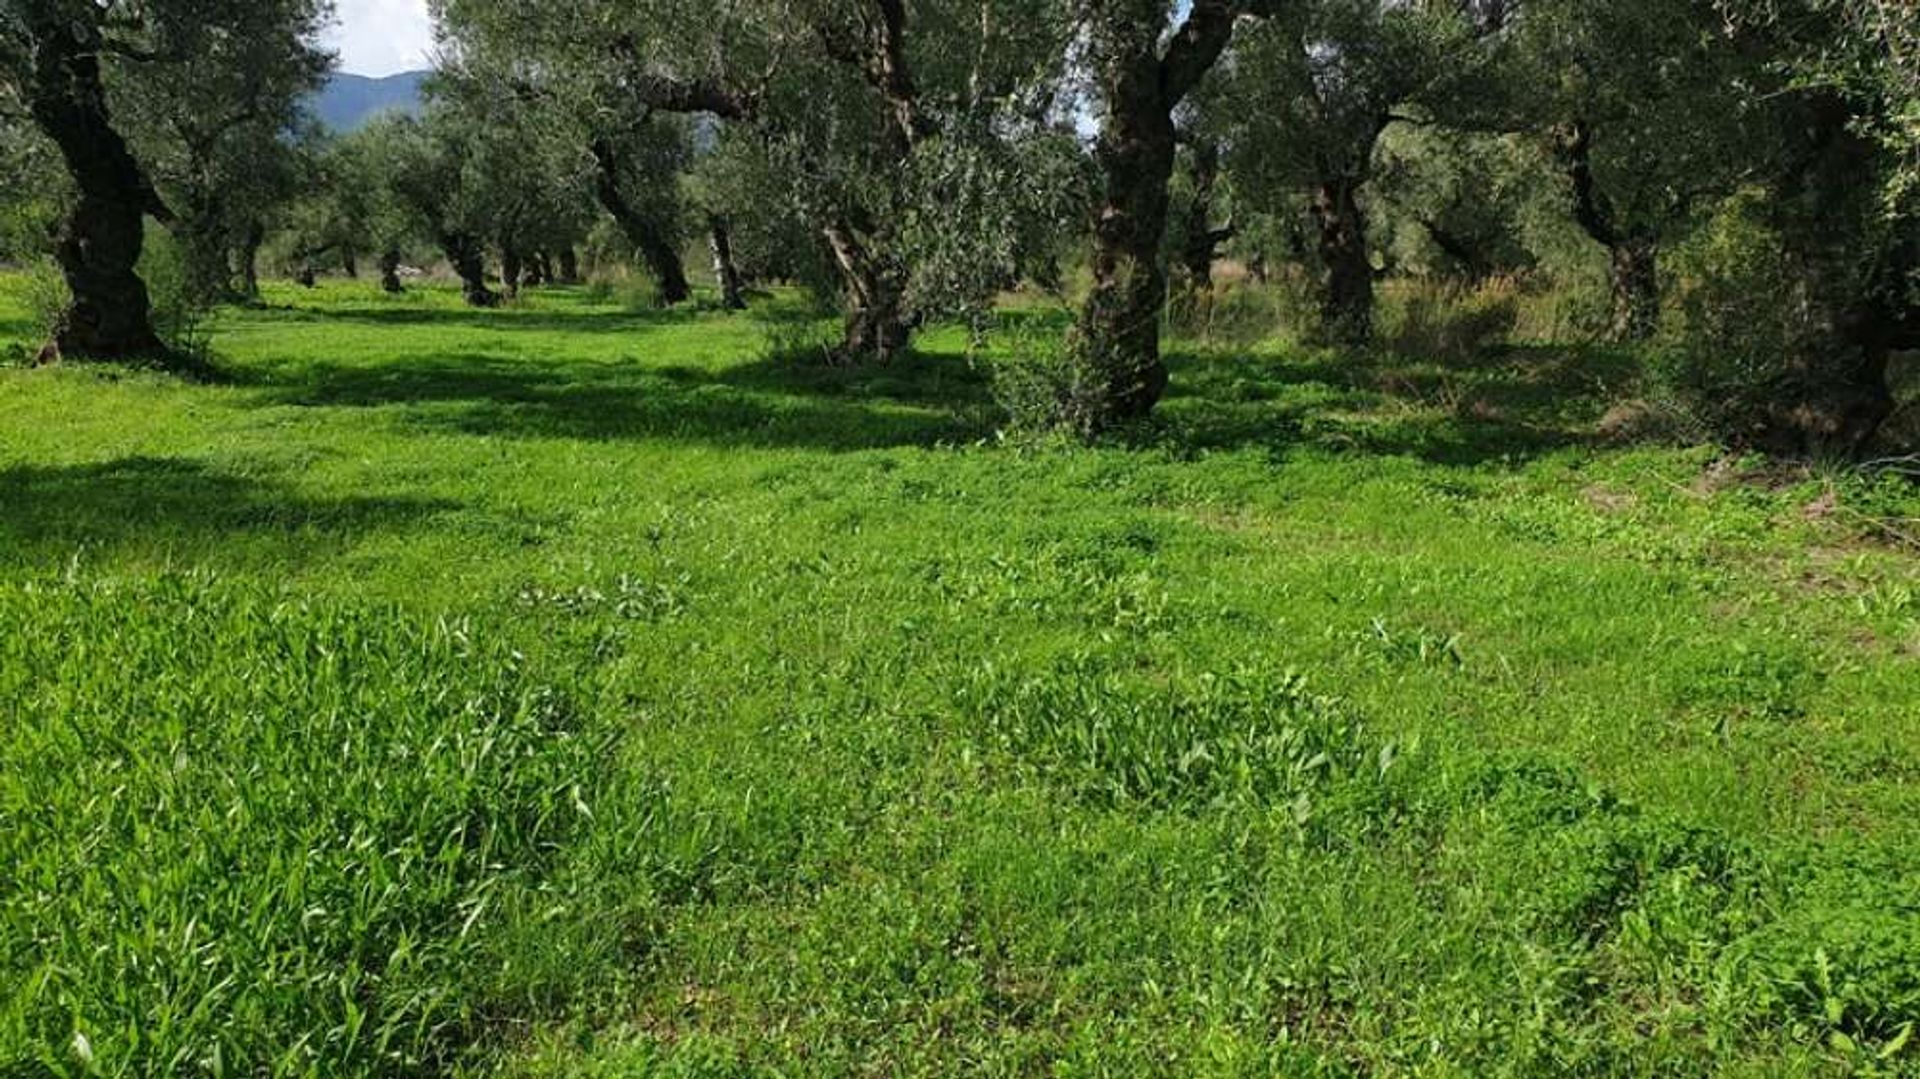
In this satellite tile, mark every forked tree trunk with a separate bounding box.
[823,219,913,364]
[23,20,169,360]
[443,233,499,308]
[708,214,747,311]
[589,139,691,305]
[1561,119,1661,343]
[1075,0,1246,430]
[1314,177,1374,344]
[529,252,552,286]
[379,249,404,293]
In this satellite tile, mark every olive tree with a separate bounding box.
[0,0,332,361]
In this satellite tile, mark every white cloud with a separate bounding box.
[322,0,435,77]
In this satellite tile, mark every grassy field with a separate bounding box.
[2,278,1917,1077]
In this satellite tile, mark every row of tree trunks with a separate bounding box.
[23,19,171,360]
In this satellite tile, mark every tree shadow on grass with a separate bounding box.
[1150,343,1634,467]
[0,457,461,563]
[254,349,998,451]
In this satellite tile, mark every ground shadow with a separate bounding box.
[0,457,462,561]
[253,348,997,451]
[1150,343,1633,467]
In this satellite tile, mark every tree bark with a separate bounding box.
[1560,119,1659,343]
[379,249,404,293]
[589,138,691,305]
[341,248,359,279]
[1313,177,1374,344]
[1076,0,1248,429]
[708,213,747,310]
[558,247,581,284]
[1608,239,1660,342]
[238,220,265,302]
[501,248,524,298]
[443,232,500,308]
[23,19,170,360]
[823,218,912,364]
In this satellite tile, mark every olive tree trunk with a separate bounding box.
[708,214,747,311]
[1075,0,1251,430]
[443,232,499,308]
[1313,177,1374,344]
[589,139,691,305]
[823,219,913,364]
[379,249,404,294]
[23,20,170,360]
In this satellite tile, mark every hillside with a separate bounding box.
[310,70,427,132]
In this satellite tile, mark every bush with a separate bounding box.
[137,225,215,357]
[979,314,1111,441]
[18,258,71,349]
[1379,276,1520,362]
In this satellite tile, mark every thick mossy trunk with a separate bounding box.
[24,21,168,361]
[708,214,747,311]
[444,233,499,308]
[1313,177,1374,345]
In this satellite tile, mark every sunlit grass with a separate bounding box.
[1,278,1916,1076]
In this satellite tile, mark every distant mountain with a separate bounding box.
[310,71,428,132]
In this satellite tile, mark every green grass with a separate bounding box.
[2,277,1917,1077]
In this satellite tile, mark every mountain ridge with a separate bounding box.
[311,71,428,132]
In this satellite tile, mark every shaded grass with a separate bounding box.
[1,278,1917,1076]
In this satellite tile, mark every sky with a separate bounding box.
[322,0,436,77]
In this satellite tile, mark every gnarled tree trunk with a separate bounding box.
[823,219,912,364]
[23,20,169,360]
[1175,138,1233,296]
[1076,0,1248,430]
[443,232,499,308]
[1313,177,1374,344]
[501,247,525,298]
[1561,119,1661,343]
[237,220,266,302]
[379,249,404,293]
